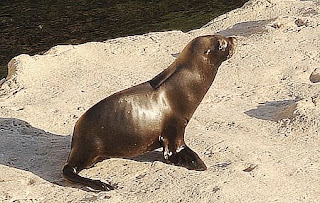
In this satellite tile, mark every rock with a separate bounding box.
[295,18,308,27]
[275,102,298,121]
[309,68,320,83]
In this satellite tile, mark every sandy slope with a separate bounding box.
[1,0,320,202]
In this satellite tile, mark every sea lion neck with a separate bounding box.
[160,58,219,120]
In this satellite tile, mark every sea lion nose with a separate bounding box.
[227,37,237,58]
[228,37,237,48]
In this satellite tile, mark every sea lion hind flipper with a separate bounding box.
[149,64,178,89]
[62,164,114,191]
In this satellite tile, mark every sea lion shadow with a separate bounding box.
[244,99,298,121]
[126,149,164,163]
[0,117,70,185]
[0,117,166,188]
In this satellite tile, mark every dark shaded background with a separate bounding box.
[0,0,248,78]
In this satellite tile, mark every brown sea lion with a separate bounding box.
[63,35,235,191]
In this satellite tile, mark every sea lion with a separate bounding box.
[63,35,235,191]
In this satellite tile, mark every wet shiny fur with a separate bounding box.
[63,35,235,191]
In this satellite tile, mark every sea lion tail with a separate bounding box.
[62,164,114,191]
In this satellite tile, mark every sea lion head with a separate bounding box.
[184,35,236,67]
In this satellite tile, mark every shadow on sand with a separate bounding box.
[244,99,298,121]
[0,117,165,190]
[0,118,71,185]
[216,19,274,37]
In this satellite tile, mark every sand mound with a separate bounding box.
[276,97,320,135]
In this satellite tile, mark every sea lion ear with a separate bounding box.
[218,38,228,51]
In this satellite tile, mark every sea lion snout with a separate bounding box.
[227,36,236,59]
[218,36,236,59]
[199,35,236,64]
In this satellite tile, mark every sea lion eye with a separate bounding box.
[205,49,211,55]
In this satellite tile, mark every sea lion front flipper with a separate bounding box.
[149,63,178,89]
[168,145,207,171]
[160,118,207,171]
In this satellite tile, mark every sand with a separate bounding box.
[1,0,320,202]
